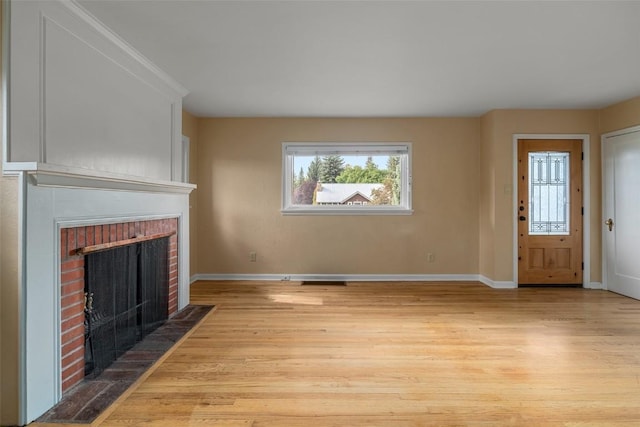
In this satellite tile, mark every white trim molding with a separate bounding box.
[478,275,518,289]
[601,125,640,140]
[62,0,188,98]
[512,134,591,288]
[586,282,605,290]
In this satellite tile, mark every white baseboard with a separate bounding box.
[586,282,605,290]
[478,275,518,289]
[190,274,606,291]
[192,273,489,285]
[190,274,285,283]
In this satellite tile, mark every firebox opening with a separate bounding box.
[84,237,170,377]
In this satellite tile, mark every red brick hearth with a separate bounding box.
[59,218,179,393]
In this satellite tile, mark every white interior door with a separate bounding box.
[603,128,640,299]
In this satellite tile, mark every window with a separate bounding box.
[528,151,570,235]
[281,143,412,215]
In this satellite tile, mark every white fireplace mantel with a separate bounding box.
[20,176,193,423]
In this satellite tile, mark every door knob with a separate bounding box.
[605,218,614,232]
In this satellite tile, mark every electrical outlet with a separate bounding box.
[249,251,257,262]
[427,253,435,263]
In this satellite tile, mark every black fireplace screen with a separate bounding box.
[84,237,169,377]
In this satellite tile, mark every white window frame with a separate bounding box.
[281,142,413,215]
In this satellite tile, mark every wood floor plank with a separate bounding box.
[29,281,640,426]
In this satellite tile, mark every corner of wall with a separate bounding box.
[598,96,640,135]
[182,110,199,276]
[478,111,497,281]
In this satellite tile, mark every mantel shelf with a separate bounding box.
[4,162,196,194]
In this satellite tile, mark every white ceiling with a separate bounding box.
[78,0,640,118]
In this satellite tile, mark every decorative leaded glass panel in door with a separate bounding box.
[528,152,570,235]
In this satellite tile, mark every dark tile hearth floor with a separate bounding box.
[37,305,214,424]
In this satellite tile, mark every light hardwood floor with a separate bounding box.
[33,281,640,426]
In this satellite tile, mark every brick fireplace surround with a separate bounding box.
[59,218,179,393]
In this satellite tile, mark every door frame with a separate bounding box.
[512,134,592,288]
[601,124,640,292]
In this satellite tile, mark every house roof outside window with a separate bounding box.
[315,183,383,205]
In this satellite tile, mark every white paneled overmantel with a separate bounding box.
[3,0,189,183]
[2,1,194,424]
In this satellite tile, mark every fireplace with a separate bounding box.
[59,218,179,393]
[12,175,193,425]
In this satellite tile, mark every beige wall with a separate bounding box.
[195,118,481,276]
[479,109,601,283]
[0,176,19,426]
[599,96,640,134]
[0,1,21,422]
[182,110,199,276]
[194,112,607,284]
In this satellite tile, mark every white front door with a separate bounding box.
[603,128,640,299]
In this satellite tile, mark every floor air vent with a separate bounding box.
[301,280,347,286]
